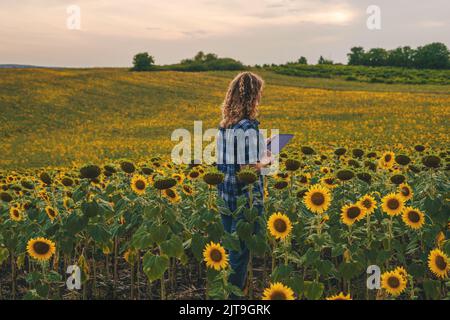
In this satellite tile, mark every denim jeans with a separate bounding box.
[220,206,262,293]
[221,213,250,291]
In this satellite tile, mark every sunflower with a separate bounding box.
[401,207,425,230]
[187,170,201,180]
[428,248,449,279]
[326,292,352,300]
[27,237,56,262]
[379,151,395,169]
[320,175,338,189]
[394,266,408,281]
[163,188,181,203]
[358,194,377,214]
[381,193,404,216]
[303,185,332,214]
[171,173,185,184]
[398,183,413,201]
[436,231,445,248]
[381,270,407,296]
[181,184,194,196]
[9,206,23,221]
[341,203,366,226]
[262,282,295,300]
[203,242,228,271]
[45,206,58,221]
[267,212,292,240]
[131,174,147,195]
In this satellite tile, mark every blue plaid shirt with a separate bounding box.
[217,119,264,213]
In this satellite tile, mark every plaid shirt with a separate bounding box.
[217,119,264,213]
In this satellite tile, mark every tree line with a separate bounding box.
[132,42,449,71]
[347,42,449,69]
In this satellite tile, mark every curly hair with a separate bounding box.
[220,72,264,128]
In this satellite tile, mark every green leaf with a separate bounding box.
[271,264,294,283]
[160,235,184,259]
[304,281,324,300]
[191,233,206,261]
[65,213,88,236]
[149,224,169,245]
[206,222,224,243]
[222,232,241,252]
[143,252,169,282]
[236,220,253,241]
[423,279,441,300]
[87,224,111,244]
[0,247,9,266]
[82,201,99,218]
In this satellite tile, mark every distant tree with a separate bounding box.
[194,51,205,62]
[297,56,308,65]
[347,47,366,65]
[318,56,333,65]
[366,48,389,66]
[413,42,449,69]
[204,53,218,61]
[387,46,415,68]
[132,52,155,71]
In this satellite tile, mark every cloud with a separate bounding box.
[0,0,357,40]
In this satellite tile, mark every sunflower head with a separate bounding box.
[163,188,181,203]
[237,168,258,185]
[45,206,58,221]
[402,207,425,230]
[39,172,52,185]
[27,237,56,262]
[341,203,366,226]
[0,191,13,203]
[303,185,332,214]
[285,159,301,171]
[428,248,449,279]
[274,180,289,190]
[61,176,74,187]
[262,282,295,300]
[334,147,347,156]
[182,184,194,196]
[336,169,355,182]
[202,170,224,186]
[326,292,352,300]
[398,183,413,201]
[9,206,23,221]
[301,146,315,155]
[267,212,292,240]
[80,164,101,180]
[358,194,377,214]
[422,155,441,169]
[120,160,136,174]
[395,154,411,166]
[153,177,177,190]
[203,242,228,271]
[131,175,148,195]
[381,193,404,216]
[381,270,407,296]
[379,151,395,169]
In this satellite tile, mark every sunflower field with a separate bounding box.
[0,69,449,300]
[0,146,449,300]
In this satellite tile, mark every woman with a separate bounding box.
[216,72,271,297]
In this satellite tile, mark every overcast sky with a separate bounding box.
[0,0,448,67]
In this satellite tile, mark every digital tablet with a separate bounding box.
[267,134,294,155]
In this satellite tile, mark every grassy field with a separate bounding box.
[0,68,449,169]
[0,68,449,300]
